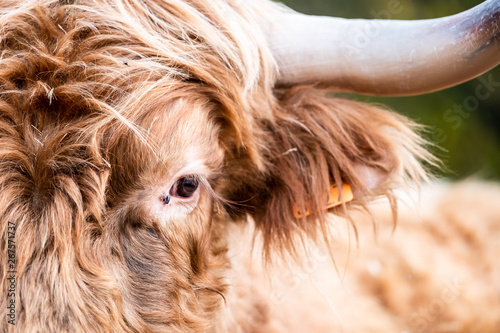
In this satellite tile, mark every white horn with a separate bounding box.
[267,0,500,96]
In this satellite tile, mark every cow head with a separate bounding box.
[0,0,498,331]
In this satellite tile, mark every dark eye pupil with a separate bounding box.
[173,177,199,198]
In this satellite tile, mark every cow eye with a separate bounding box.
[170,177,199,198]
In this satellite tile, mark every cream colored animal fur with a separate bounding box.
[226,181,500,332]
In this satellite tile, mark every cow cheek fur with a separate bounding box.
[104,188,228,332]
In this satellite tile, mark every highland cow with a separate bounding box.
[0,0,499,332]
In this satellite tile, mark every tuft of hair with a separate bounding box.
[221,86,436,262]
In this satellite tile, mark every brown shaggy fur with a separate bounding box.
[0,0,495,332]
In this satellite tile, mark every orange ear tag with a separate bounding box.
[292,184,354,219]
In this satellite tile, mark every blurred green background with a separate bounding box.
[281,0,500,180]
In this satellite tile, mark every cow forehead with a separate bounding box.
[126,92,225,180]
[3,12,236,168]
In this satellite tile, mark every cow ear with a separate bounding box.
[221,86,433,259]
